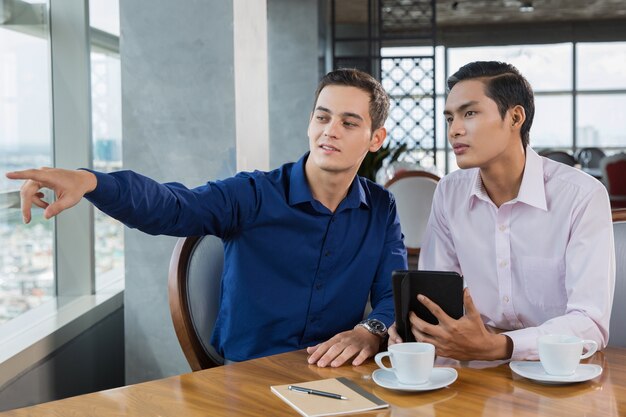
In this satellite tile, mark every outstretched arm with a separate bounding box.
[7,167,259,238]
[6,167,97,223]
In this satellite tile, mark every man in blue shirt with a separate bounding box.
[7,69,407,367]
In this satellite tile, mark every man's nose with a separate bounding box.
[448,119,465,137]
[324,119,340,138]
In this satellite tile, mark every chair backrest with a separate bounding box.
[575,147,606,169]
[385,170,440,255]
[539,149,577,166]
[168,235,225,370]
[609,209,626,347]
[601,153,626,197]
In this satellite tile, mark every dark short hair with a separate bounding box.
[447,61,534,148]
[313,68,390,131]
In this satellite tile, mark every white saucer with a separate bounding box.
[509,361,602,384]
[372,368,458,391]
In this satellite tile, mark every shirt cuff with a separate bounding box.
[503,327,540,361]
[366,312,394,328]
[79,169,120,206]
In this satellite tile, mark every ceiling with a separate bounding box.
[335,0,626,27]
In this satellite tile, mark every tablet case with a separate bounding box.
[392,270,464,343]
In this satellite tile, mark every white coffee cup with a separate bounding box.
[374,342,435,385]
[537,334,598,376]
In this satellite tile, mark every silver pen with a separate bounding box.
[287,385,348,400]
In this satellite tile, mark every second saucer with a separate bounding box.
[509,361,602,384]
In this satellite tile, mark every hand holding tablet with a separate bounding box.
[391,270,464,343]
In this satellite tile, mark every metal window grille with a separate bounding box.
[332,0,436,168]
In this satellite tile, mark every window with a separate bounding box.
[0,0,122,326]
[448,43,573,92]
[576,42,626,149]
[577,94,626,148]
[89,0,120,36]
[90,0,123,288]
[0,15,54,324]
[532,95,573,148]
[380,46,443,176]
[577,42,626,90]
[91,51,123,288]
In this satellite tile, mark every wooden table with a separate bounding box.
[2,347,625,416]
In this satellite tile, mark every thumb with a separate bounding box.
[43,194,81,219]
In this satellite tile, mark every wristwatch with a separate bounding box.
[355,318,388,338]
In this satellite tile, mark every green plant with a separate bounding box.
[357,142,408,182]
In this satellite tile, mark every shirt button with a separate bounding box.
[503,296,510,303]
[315,284,322,290]
[499,224,506,232]
[499,260,508,268]
[325,251,331,257]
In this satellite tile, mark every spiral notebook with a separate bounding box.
[270,377,388,417]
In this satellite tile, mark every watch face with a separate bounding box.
[371,320,384,331]
[363,319,387,336]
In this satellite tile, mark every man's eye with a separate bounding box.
[316,115,327,121]
[465,111,476,117]
[344,121,357,127]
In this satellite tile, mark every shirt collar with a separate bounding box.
[468,146,547,211]
[516,146,548,211]
[288,152,369,211]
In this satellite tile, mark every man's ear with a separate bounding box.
[510,105,526,128]
[369,127,387,152]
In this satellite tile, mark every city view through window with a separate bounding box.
[1,25,54,324]
[0,26,123,324]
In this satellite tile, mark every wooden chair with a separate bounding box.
[168,235,225,370]
[385,170,440,268]
[609,209,626,347]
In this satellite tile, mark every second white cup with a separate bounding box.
[374,342,435,385]
[538,334,598,376]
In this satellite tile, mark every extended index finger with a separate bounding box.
[6,168,49,183]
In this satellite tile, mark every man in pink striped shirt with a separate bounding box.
[389,61,615,361]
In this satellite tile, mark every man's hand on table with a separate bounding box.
[306,326,382,367]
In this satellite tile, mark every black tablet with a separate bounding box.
[392,270,464,343]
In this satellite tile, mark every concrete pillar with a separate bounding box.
[121,0,318,383]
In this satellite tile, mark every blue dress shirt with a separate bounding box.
[85,153,407,361]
